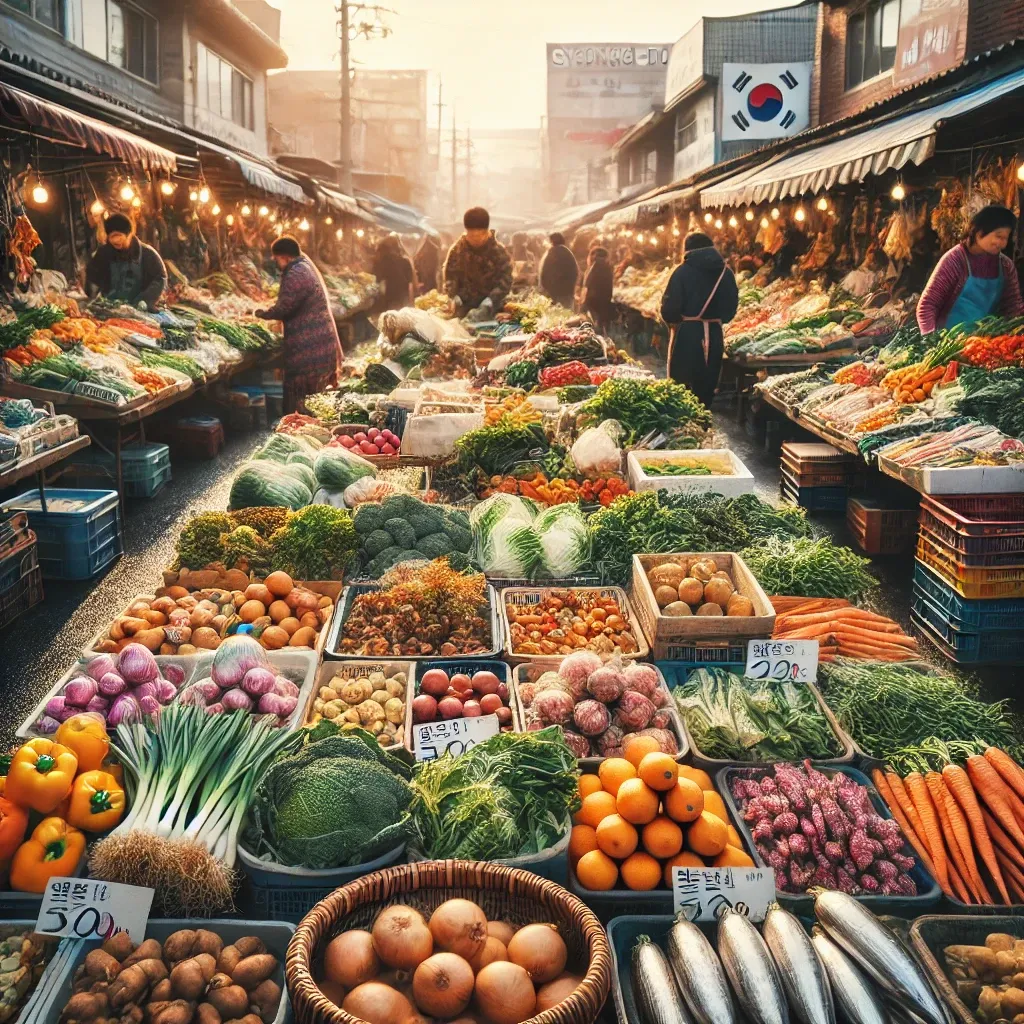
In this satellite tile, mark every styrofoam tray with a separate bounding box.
[879,455,1024,495]
[627,449,755,496]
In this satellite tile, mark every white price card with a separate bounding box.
[671,866,776,923]
[745,639,819,683]
[36,879,154,943]
[414,715,500,761]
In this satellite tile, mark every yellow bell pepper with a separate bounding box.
[56,714,110,773]
[5,739,78,814]
[9,817,86,893]
[66,770,125,833]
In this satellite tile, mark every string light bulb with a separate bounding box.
[160,181,175,196]
[745,210,754,221]
[131,196,142,209]
[269,213,277,223]
[335,228,343,239]
[241,204,252,217]
[728,215,738,228]
[31,182,49,205]
[636,233,644,244]
[189,190,199,202]
[817,196,829,211]
[325,216,333,225]
[794,207,806,222]
[656,224,664,232]
[226,214,235,226]
[891,183,906,201]
[672,226,680,237]
[120,183,135,202]
[198,186,210,204]
[356,228,365,238]
[299,218,310,231]
[259,205,269,217]
[771,207,780,220]
[90,199,105,216]
[649,236,657,245]
[1018,162,1024,182]
[714,218,723,229]
[211,204,221,216]
[760,216,770,229]
[704,212,713,224]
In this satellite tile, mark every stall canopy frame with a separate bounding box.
[700,64,1024,207]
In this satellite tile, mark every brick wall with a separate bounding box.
[968,0,1024,54]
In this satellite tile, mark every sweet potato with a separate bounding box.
[101,933,135,963]
[122,940,163,971]
[84,949,120,982]
[206,985,249,1020]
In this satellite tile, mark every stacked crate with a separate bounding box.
[0,511,42,630]
[780,442,863,512]
[846,496,919,555]
[911,494,1024,665]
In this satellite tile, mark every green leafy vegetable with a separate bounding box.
[175,512,234,569]
[740,536,876,602]
[269,504,357,580]
[578,378,712,443]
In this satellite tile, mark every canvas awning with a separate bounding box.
[550,199,616,233]
[0,80,177,172]
[701,65,1024,208]
[232,154,308,204]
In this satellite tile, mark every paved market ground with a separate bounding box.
[2,404,1018,748]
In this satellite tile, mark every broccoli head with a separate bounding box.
[362,529,394,559]
[383,517,418,550]
[444,523,473,553]
[408,504,446,539]
[417,532,455,560]
[175,512,234,569]
[353,504,383,535]
[443,507,471,532]
[444,550,473,573]
[220,526,270,573]
[366,545,404,579]
[381,493,420,519]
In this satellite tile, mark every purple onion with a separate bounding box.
[45,695,68,720]
[241,666,276,698]
[118,643,159,685]
[133,681,158,702]
[194,679,221,702]
[273,677,300,698]
[85,654,118,682]
[178,685,207,708]
[258,692,297,717]
[155,679,178,703]
[64,677,98,708]
[211,635,268,688]
[85,696,109,715]
[162,664,186,687]
[139,694,161,716]
[108,694,140,727]
[98,672,127,698]
[221,688,253,712]
[205,702,225,716]
[36,715,60,734]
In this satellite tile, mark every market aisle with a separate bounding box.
[0,431,269,746]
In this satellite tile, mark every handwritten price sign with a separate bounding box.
[414,716,500,761]
[746,639,819,683]
[36,879,154,943]
[671,866,776,922]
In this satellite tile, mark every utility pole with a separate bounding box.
[464,127,472,204]
[450,104,458,221]
[434,79,444,172]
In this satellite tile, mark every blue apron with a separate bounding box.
[946,257,1004,330]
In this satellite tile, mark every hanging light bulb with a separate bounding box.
[635,233,644,244]
[269,213,277,223]
[672,226,681,237]
[714,218,723,229]
[258,205,269,218]
[325,216,333,225]
[160,181,175,196]
[356,228,365,238]
[1018,162,1024,182]
[656,224,664,232]
[760,216,770,229]
[891,183,906,201]
[90,199,105,216]
[241,204,252,217]
[745,210,754,221]
[817,196,829,211]
[120,183,135,202]
[728,215,738,228]
[189,190,199,202]
[211,204,221,216]
[794,207,806,222]
[771,207,780,220]
[704,212,713,224]
[299,218,310,231]
[131,196,142,209]
[198,186,211,204]
[335,228,344,239]
[31,182,49,205]
[226,213,235,226]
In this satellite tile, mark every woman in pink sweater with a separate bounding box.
[917,204,1023,334]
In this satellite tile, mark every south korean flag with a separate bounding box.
[721,62,812,141]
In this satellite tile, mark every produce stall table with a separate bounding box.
[0,435,91,510]
[757,388,863,457]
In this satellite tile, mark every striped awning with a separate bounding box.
[701,65,1024,208]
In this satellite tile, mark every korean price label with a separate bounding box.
[36,879,154,943]
[746,639,819,683]
[671,866,776,923]
[414,716,500,761]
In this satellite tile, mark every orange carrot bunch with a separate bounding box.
[873,748,1024,906]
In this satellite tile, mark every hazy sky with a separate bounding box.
[277,0,800,131]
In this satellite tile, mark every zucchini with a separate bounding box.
[632,936,692,1024]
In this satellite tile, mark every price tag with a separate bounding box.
[414,715,500,761]
[36,879,154,943]
[671,866,776,923]
[745,639,819,683]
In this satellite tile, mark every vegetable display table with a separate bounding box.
[0,436,91,511]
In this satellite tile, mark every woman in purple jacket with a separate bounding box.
[917,205,1024,334]
[256,236,342,414]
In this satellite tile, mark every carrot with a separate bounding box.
[967,755,1024,847]
[933,771,992,903]
[993,849,1024,902]
[925,772,984,903]
[828,625,917,647]
[872,770,939,883]
[905,772,949,894]
[985,747,1024,802]
[980,805,1024,870]
[774,608,900,630]
[944,763,1010,904]
[835,642,915,661]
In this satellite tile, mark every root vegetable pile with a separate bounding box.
[311,668,408,747]
[506,590,640,657]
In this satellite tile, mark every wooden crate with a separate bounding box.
[630,553,775,659]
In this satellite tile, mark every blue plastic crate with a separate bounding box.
[79,442,172,498]
[913,560,1024,631]
[0,534,36,593]
[2,489,121,580]
[781,478,848,512]
[125,460,172,499]
[912,600,1024,665]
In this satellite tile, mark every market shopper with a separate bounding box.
[413,234,441,295]
[581,246,614,334]
[767,225,809,282]
[85,213,167,311]
[442,207,513,321]
[255,236,342,415]
[372,233,415,312]
[539,232,579,310]
[917,204,1024,333]
[660,232,739,409]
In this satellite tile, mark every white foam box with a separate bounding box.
[627,449,755,497]
[880,456,1024,495]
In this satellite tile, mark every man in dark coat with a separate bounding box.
[256,236,342,414]
[660,232,739,409]
[538,231,579,310]
[581,246,614,334]
[442,206,513,321]
[86,213,167,310]
[413,235,441,295]
[372,233,415,312]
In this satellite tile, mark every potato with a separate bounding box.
[196,1004,222,1024]
[102,932,135,962]
[233,939,266,959]
[647,563,686,590]
[727,594,754,617]
[170,959,210,1001]
[207,986,249,1020]
[248,980,281,1024]
[193,627,221,650]
[133,628,166,652]
[663,601,693,617]
[231,955,277,991]
[654,585,680,608]
[677,578,704,606]
[122,939,163,970]
[703,578,735,608]
[696,603,723,616]
[246,584,274,606]
[217,948,242,976]
[289,626,317,648]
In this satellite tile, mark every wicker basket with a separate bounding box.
[286,860,612,1024]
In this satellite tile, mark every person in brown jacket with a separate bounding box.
[581,246,614,334]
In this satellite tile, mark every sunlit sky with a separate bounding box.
[277,0,801,131]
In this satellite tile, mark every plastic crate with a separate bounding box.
[847,514,916,556]
[781,441,852,463]
[165,416,224,459]
[0,529,36,593]
[920,502,1024,558]
[0,555,43,630]
[912,601,1024,665]
[781,453,860,488]
[912,560,1024,631]
[2,490,121,580]
[780,474,849,512]
[846,498,918,555]
[79,443,172,499]
[917,531,1024,599]
[919,523,1024,568]
[921,493,1024,536]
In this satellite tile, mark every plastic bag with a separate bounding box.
[401,411,483,457]
[314,447,376,490]
[311,487,348,508]
[342,475,397,508]
[570,419,625,478]
[377,307,446,346]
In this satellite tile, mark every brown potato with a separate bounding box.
[149,1000,195,1024]
[216,948,241,977]
[84,949,120,982]
[248,980,281,1024]
[195,1004,222,1024]
[151,979,172,1003]
[162,931,198,966]
[206,986,249,1020]
[101,933,135,963]
[230,956,277,992]
[232,939,266,959]
[170,959,209,1001]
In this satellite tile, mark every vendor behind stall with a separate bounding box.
[86,213,167,311]
[917,204,1024,333]
[372,233,415,312]
[539,232,579,310]
[442,207,512,322]
[255,236,341,415]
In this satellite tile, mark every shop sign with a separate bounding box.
[745,639,819,684]
[893,0,966,89]
[36,879,154,943]
[665,24,705,108]
[721,63,812,141]
[671,866,776,922]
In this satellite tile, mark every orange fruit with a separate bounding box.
[598,757,637,797]
[642,816,684,859]
[578,774,603,800]
[713,845,755,868]
[620,851,662,891]
[576,790,617,828]
[663,778,704,823]
[569,824,598,863]
[702,790,728,821]
[623,734,661,769]
[663,851,705,887]
[616,778,660,825]
[678,765,713,791]
[596,814,639,859]
[687,812,729,857]
[638,752,679,792]
[726,824,743,848]
[576,849,618,891]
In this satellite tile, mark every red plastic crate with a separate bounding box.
[921,494,1024,537]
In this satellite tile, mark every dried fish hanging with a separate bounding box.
[931,180,967,249]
